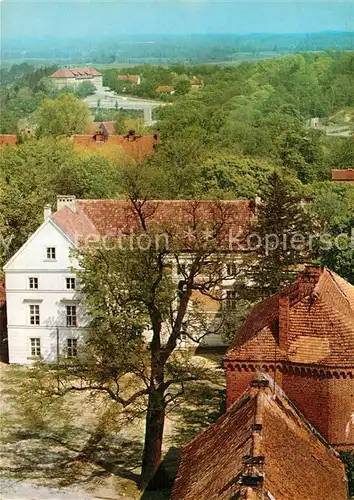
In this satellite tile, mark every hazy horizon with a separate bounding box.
[1,1,354,39]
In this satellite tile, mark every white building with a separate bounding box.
[4,196,253,364]
[49,67,103,90]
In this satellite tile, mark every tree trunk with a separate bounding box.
[140,384,165,490]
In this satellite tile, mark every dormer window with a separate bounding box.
[46,247,56,260]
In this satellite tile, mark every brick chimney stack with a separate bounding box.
[278,295,289,351]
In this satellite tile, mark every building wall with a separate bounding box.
[51,75,102,90]
[5,220,88,364]
[226,366,354,448]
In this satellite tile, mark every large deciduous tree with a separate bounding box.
[35,94,92,137]
[28,198,245,489]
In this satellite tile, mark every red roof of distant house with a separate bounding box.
[190,76,203,86]
[51,199,254,246]
[225,266,354,367]
[156,85,174,93]
[49,67,101,79]
[73,134,158,162]
[332,169,354,183]
[118,74,140,84]
[172,377,347,500]
[0,134,157,161]
[0,135,17,147]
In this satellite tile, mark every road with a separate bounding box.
[0,479,126,500]
[84,87,164,111]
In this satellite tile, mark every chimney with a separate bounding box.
[44,204,52,221]
[301,265,323,284]
[254,195,262,215]
[278,295,289,351]
[57,195,76,213]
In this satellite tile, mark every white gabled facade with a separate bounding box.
[4,215,87,364]
[4,197,253,364]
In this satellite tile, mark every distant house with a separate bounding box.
[0,135,17,147]
[156,85,175,95]
[117,74,141,85]
[49,67,102,90]
[332,169,354,184]
[190,76,203,89]
[98,121,115,137]
[305,117,320,128]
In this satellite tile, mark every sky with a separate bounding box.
[1,0,354,39]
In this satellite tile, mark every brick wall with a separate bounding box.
[226,368,254,408]
[226,366,354,448]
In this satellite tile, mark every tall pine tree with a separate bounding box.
[248,172,315,298]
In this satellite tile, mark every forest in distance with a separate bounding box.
[2,31,354,64]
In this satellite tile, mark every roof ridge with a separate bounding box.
[327,269,353,309]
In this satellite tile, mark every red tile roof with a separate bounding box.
[118,74,140,84]
[225,267,354,367]
[0,135,17,147]
[0,134,157,161]
[51,199,254,247]
[156,85,174,93]
[49,67,101,79]
[72,134,158,161]
[332,169,354,183]
[190,76,203,86]
[172,377,347,500]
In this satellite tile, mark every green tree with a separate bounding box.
[26,197,240,489]
[247,172,315,298]
[75,81,96,98]
[174,79,191,96]
[340,451,354,497]
[35,94,92,137]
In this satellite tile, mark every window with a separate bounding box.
[225,290,237,310]
[66,278,76,290]
[29,305,40,325]
[29,277,38,289]
[46,247,56,260]
[66,305,77,327]
[67,338,78,357]
[227,262,238,276]
[30,338,41,357]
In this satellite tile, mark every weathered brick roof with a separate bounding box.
[51,199,253,247]
[49,67,101,79]
[172,377,347,500]
[225,267,354,367]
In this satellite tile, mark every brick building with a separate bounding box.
[172,377,347,500]
[224,266,354,449]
